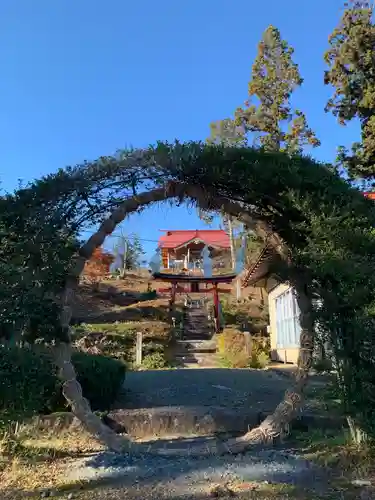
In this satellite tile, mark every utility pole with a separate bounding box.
[227,216,236,270]
[120,239,128,278]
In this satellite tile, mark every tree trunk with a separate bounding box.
[223,282,315,453]
[56,186,175,452]
[54,342,129,452]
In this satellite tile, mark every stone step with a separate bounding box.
[185,319,209,324]
[184,327,211,334]
[184,332,211,337]
[176,339,217,351]
[181,333,211,342]
[185,317,209,321]
[174,346,216,356]
[174,353,219,367]
[183,308,212,345]
[184,325,210,331]
[185,321,209,324]
[184,311,208,319]
[184,322,209,327]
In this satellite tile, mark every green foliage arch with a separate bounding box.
[2,142,375,438]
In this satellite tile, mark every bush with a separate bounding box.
[249,351,269,369]
[0,346,59,423]
[313,357,333,374]
[141,352,168,370]
[72,351,126,411]
[139,289,157,301]
[217,328,270,369]
[0,346,126,422]
[142,342,165,355]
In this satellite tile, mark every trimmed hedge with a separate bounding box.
[72,351,126,411]
[0,346,126,423]
[0,346,59,421]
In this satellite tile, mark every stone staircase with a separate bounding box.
[174,303,218,367]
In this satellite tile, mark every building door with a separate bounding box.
[275,288,301,349]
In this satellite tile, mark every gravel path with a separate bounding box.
[66,442,328,498]
[63,369,338,497]
[119,368,291,413]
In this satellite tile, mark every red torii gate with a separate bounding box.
[152,272,237,331]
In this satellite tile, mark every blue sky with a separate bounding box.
[0,0,360,258]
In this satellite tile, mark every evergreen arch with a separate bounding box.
[2,142,375,454]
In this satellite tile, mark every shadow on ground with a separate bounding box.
[68,441,332,498]
[3,438,329,500]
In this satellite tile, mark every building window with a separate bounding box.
[275,288,301,349]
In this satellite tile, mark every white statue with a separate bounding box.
[149,248,161,273]
[235,236,246,274]
[202,245,212,278]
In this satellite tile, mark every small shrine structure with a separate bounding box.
[158,229,231,272]
[150,230,245,331]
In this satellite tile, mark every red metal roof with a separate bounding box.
[158,229,230,249]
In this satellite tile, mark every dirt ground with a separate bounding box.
[72,274,171,322]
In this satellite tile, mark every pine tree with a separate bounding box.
[235,25,320,154]
[207,118,247,147]
[324,0,375,181]
[204,26,319,268]
[205,120,243,269]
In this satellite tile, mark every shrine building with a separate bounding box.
[158,229,231,272]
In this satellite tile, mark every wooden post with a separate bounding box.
[243,331,252,357]
[260,287,265,307]
[169,283,177,321]
[236,279,241,301]
[213,283,219,331]
[171,283,176,306]
[136,332,143,366]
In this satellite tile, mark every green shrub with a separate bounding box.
[142,342,165,356]
[71,351,126,411]
[249,351,269,369]
[139,290,157,301]
[0,346,126,423]
[313,357,333,373]
[0,346,59,423]
[217,328,270,369]
[141,352,167,370]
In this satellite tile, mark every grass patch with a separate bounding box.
[304,377,343,414]
[292,427,375,480]
[0,424,104,496]
[294,379,375,479]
